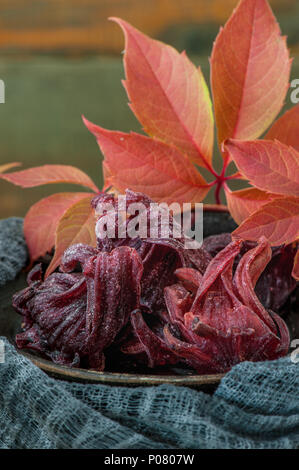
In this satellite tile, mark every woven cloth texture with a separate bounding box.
[0,217,298,449]
[0,218,27,287]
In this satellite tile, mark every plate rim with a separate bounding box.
[1,207,232,387]
[20,350,225,386]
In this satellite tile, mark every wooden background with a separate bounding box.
[0,0,298,55]
[0,0,298,217]
[0,0,299,55]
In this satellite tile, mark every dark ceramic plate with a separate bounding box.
[1,209,297,391]
[0,273,225,390]
[0,207,236,390]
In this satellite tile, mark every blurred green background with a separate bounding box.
[0,0,299,217]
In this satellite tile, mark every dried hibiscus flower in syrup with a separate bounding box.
[12,189,292,374]
[14,246,143,370]
[203,233,298,312]
[92,189,211,313]
[127,238,290,374]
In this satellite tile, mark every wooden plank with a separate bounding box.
[0,0,297,55]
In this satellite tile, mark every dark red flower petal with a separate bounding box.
[174,268,203,293]
[130,309,178,367]
[203,233,298,311]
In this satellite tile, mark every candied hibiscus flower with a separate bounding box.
[91,189,211,313]
[14,246,143,369]
[128,238,290,374]
[13,190,291,374]
[203,233,298,312]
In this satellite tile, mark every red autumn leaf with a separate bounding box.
[24,192,94,263]
[225,187,279,225]
[211,0,291,149]
[83,118,210,204]
[5,2,299,281]
[102,161,113,190]
[292,250,299,281]
[46,195,97,277]
[111,17,214,170]
[224,139,299,197]
[265,104,299,153]
[1,165,99,192]
[232,197,299,246]
[0,162,21,173]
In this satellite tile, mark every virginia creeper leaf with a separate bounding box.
[1,165,99,192]
[265,104,299,152]
[83,118,210,204]
[225,187,278,224]
[292,250,299,281]
[102,161,113,190]
[232,197,299,246]
[0,163,21,173]
[111,17,214,169]
[24,192,94,263]
[224,139,299,197]
[46,195,97,277]
[211,0,291,148]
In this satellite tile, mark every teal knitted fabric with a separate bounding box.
[0,217,298,449]
[0,339,298,449]
[0,218,27,287]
